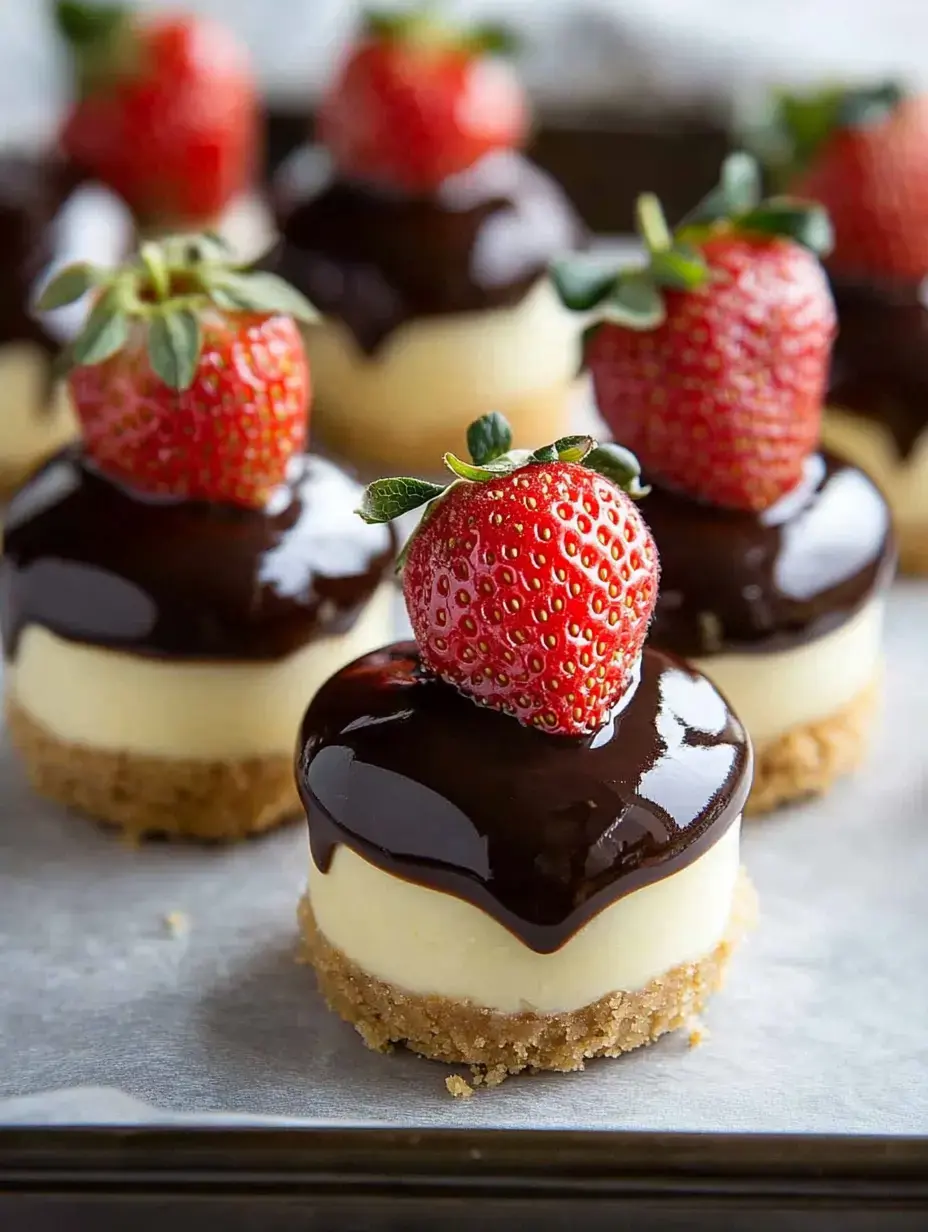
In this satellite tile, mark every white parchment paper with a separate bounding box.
[1,582,927,1132]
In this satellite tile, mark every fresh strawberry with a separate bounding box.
[56,1,258,227]
[359,413,658,735]
[553,154,836,513]
[771,84,928,283]
[37,233,317,508]
[318,6,529,193]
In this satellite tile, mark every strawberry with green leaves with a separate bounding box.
[37,234,316,509]
[359,412,658,736]
[56,0,258,228]
[553,154,836,513]
[765,84,928,284]
[319,5,528,193]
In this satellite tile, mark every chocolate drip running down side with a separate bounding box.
[297,644,751,954]
[0,153,80,354]
[829,276,928,458]
[0,449,395,661]
[645,452,895,660]
[264,146,586,354]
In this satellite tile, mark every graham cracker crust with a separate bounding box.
[898,523,928,577]
[297,869,756,1076]
[747,677,879,817]
[313,381,575,475]
[6,695,301,842]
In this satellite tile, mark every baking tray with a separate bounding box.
[1,577,927,1228]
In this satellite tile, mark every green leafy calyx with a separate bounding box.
[752,83,906,187]
[38,232,318,392]
[356,413,648,570]
[551,151,833,334]
[362,4,518,58]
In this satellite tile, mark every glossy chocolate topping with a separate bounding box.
[644,451,894,660]
[297,643,751,953]
[0,153,76,353]
[0,449,395,661]
[829,276,928,457]
[264,145,585,354]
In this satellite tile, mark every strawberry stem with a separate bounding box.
[139,242,171,303]
[636,194,672,254]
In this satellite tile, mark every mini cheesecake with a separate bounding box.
[1,450,394,840]
[0,155,80,497]
[264,146,584,473]
[644,452,894,815]
[824,277,928,575]
[296,644,753,1074]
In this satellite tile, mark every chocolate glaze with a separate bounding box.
[297,643,751,953]
[263,145,585,354]
[0,449,395,662]
[829,276,928,458]
[644,451,894,660]
[0,153,78,354]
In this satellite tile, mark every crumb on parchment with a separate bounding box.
[446,1075,474,1100]
[688,1017,708,1048]
[164,910,190,938]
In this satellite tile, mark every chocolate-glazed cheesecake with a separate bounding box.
[266,146,584,473]
[262,13,585,474]
[296,413,755,1078]
[823,277,928,574]
[0,154,80,496]
[0,236,395,842]
[644,453,894,814]
[1,450,394,839]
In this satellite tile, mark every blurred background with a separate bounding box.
[5,0,928,232]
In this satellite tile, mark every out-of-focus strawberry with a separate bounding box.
[38,234,317,508]
[319,5,529,193]
[553,154,836,513]
[56,0,258,228]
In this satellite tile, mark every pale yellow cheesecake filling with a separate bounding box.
[692,597,884,746]
[0,343,78,480]
[5,584,394,759]
[824,407,928,529]
[307,821,741,1015]
[305,279,581,449]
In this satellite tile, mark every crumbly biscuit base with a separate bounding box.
[297,869,756,1075]
[898,523,928,577]
[314,381,574,474]
[747,677,879,817]
[6,695,301,841]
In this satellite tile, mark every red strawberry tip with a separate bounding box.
[357,411,649,570]
[552,151,832,337]
[38,232,318,391]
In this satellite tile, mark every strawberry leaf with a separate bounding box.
[444,453,517,481]
[467,411,512,465]
[72,289,129,366]
[469,22,519,56]
[738,200,834,256]
[35,262,98,311]
[551,435,594,464]
[586,443,650,499]
[602,276,666,330]
[549,258,618,311]
[358,476,447,524]
[209,270,319,323]
[56,0,125,47]
[147,309,202,391]
[650,246,708,291]
[836,82,904,129]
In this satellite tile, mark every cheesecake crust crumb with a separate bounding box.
[747,677,879,816]
[445,1075,474,1099]
[297,870,756,1077]
[898,522,928,577]
[164,910,190,937]
[6,695,302,841]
